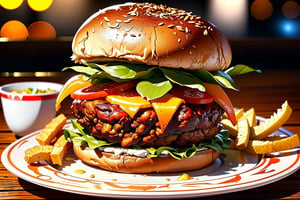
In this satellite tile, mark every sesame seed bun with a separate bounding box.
[73,145,220,173]
[72,2,232,71]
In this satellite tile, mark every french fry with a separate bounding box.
[36,114,67,145]
[222,108,244,121]
[222,101,298,155]
[239,108,256,127]
[235,108,245,121]
[243,134,300,154]
[24,114,71,165]
[235,119,250,150]
[51,134,72,165]
[250,101,292,140]
[25,145,54,164]
[221,118,238,137]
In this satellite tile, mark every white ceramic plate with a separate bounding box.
[2,118,300,198]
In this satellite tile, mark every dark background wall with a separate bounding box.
[0,0,299,72]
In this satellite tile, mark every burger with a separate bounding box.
[56,2,257,173]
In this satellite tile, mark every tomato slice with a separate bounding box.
[71,80,137,100]
[171,86,214,104]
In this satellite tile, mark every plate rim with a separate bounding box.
[2,117,300,198]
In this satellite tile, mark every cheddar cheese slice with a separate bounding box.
[106,90,152,118]
[151,93,185,133]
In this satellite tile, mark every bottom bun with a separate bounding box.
[73,145,220,174]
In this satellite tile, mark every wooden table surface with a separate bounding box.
[0,69,299,199]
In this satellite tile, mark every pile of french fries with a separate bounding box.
[24,114,71,165]
[222,101,300,154]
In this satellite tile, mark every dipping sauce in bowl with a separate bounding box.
[0,82,63,137]
[10,88,57,94]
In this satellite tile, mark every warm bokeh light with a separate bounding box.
[38,0,90,36]
[27,0,53,12]
[282,1,300,19]
[0,0,23,10]
[209,0,248,37]
[28,21,56,40]
[0,20,28,40]
[251,0,274,20]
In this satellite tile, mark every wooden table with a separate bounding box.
[0,69,299,199]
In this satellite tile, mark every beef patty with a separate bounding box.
[71,98,224,148]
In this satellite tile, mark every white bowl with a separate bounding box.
[0,81,63,137]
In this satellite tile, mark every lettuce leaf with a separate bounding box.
[63,61,260,101]
[64,120,231,160]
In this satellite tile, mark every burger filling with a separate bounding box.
[71,98,223,148]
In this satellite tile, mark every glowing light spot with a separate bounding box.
[0,20,28,40]
[279,20,299,37]
[0,0,23,10]
[282,1,300,19]
[27,0,53,12]
[251,0,273,20]
[28,21,56,40]
[209,0,248,37]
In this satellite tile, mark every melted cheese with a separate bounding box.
[105,90,151,118]
[106,91,184,134]
[151,93,185,133]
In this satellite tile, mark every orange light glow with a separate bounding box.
[251,0,273,20]
[0,20,28,40]
[27,0,53,12]
[0,0,23,10]
[209,0,248,37]
[282,1,300,19]
[28,21,56,40]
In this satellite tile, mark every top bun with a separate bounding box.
[72,3,232,71]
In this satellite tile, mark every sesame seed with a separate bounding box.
[158,22,164,26]
[184,15,189,21]
[104,17,110,22]
[124,18,133,23]
[185,27,190,33]
[173,31,177,35]
[109,23,120,29]
[188,21,196,24]
[168,24,175,28]
[178,38,181,43]
[203,29,208,36]
[176,26,184,32]
[128,7,138,16]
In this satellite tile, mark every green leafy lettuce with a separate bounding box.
[64,120,231,160]
[63,62,261,100]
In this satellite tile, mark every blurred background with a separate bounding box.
[0,0,299,74]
